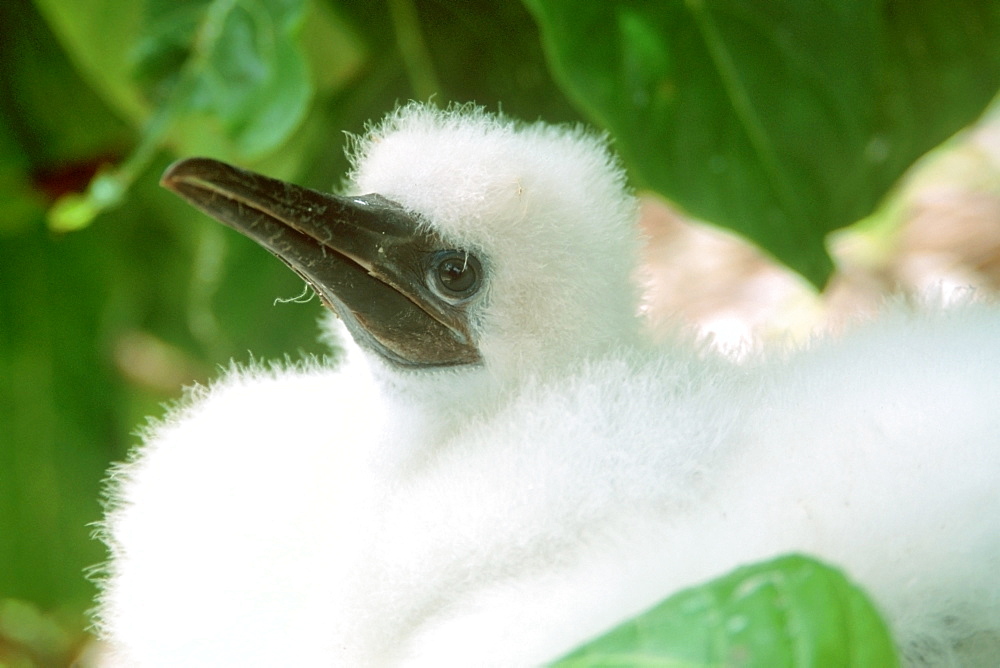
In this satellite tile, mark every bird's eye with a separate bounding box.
[430,250,482,301]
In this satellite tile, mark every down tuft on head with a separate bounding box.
[345,103,644,376]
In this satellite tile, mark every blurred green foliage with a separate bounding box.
[0,0,996,663]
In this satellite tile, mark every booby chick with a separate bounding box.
[97,103,1000,667]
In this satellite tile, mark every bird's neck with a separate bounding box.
[366,358,504,475]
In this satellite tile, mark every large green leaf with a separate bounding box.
[525,0,1000,287]
[132,0,312,157]
[552,554,898,667]
[37,0,313,159]
[35,0,359,231]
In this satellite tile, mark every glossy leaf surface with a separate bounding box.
[526,0,1000,286]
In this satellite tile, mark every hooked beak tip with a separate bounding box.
[159,158,191,190]
[159,157,225,194]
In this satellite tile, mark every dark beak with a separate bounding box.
[160,157,481,368]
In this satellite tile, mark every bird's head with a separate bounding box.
[162,104,642,382]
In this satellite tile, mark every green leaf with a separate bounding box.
[32,0,149,123]
[550,554,898,667]
[35,0,318,230]
[525,0,1000,288]
[134,0,312,157]
[38,0,313,159]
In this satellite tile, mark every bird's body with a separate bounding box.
[97,104,1000,666]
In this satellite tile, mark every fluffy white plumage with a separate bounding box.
[97,104,1000,666]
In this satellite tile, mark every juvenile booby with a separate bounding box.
[97,103,1000,666]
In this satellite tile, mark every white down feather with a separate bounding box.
[97,103,1000,667]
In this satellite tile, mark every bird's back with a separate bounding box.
[98,300,1000,666]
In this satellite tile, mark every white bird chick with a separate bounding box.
[97,103,1000,667]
